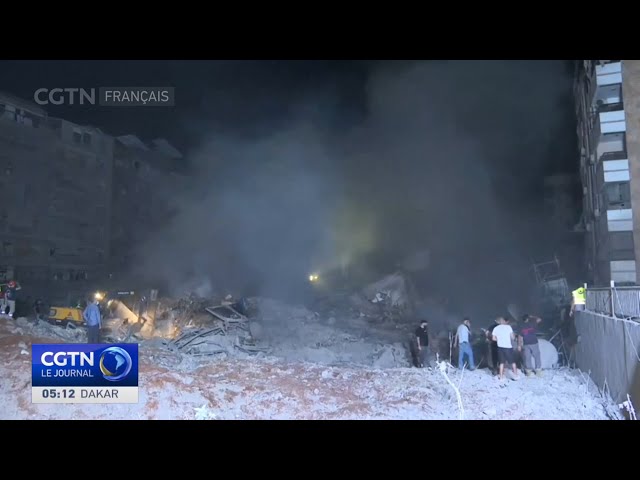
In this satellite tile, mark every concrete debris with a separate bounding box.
[16,318,30,328]
[249,322,264,340]
[8,316,87,342]
[204,304,249,333]
[194,404,217,420]
[1,283,626,420]
[483,407,497,418]
[537,339,559,369]
[361,272,411,309]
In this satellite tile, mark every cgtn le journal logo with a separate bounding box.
[31,344,139,404]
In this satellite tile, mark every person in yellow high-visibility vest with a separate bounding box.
[569,286,586,317]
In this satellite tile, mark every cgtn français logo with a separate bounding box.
[32,344,138,404]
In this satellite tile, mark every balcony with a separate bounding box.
[593,83,622,108]
[606,207,633,232]
[599,104,626,133]
[603,157,630,182]
[596,61,622,86]
[597,132,625,159]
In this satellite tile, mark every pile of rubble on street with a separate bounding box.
[0,313,624,420]
[91,289,413,369]
[0,265,631,420]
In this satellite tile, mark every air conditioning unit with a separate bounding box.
[594,208,601,218]
[586,222,593,231]
[581,147,586,155]
[583,186,588,196]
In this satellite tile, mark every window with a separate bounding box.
[73,131,82,143]
[606,182,631,206]
[82,132,92,145]
[2,242,13,256]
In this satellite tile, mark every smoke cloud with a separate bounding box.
[132,60,572,319]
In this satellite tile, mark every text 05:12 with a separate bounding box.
[41,389,76,399]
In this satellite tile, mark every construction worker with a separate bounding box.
[570,286,586,317]
[5,280,21,318]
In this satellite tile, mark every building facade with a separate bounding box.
[0,92,114,286]
[574,60,640,285]
[0,91,184,294]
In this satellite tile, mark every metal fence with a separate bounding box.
[586,286,640,320]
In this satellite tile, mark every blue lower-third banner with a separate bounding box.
[32,343,138,404]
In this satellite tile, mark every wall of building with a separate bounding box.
[0,101,114,287]
[621,60,640,284]
[0,113,58,279]
[575,310,640,406]
[574,61,639,286]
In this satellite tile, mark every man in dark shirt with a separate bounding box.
[484,319,500,375]
[518,314,543,376]
[414,320,432,368]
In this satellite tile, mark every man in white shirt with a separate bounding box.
[454,317,475,370]
[492,317,519,380]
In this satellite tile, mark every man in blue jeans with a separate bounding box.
[454,317,475,370]
[83,296,102,344]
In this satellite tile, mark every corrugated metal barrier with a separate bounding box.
[587,287,640,320]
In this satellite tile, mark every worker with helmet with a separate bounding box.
[569,286,586,317]
[5,280,21,318]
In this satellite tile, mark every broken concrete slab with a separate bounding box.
[538,339,559,369]
[361,272,411,309]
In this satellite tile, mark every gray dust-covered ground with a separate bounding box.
[0,315,624,420]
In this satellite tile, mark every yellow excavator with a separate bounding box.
[42,291,108,326]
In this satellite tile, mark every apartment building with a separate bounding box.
[0,92,114,285]
[0,91,185,291]
[574,60,640,285]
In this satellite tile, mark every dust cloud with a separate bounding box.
[131,60,573,320]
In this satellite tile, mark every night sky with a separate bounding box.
[0,60,577,171]
[0,60,580,316]
[0,60,375,151]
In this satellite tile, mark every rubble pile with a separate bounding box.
[251,297,411,368]
[310,272,417,328]
[153,294,212,331]
[8,317,87,342]
[0,314,626,420]
[100,293,412,368]
[158,325,270,358]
